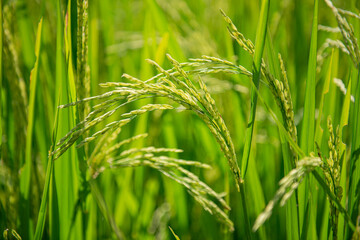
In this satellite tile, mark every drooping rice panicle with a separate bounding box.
[337,8,360,20]
[324,0,360,66]
[317,39,350,72]
[318,25,340,33]
[100,141,233,230]
[333,78,355,103]
[253,156,322,231]
[220,9,254,55]
[53,59,235,230]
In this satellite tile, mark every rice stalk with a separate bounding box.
[321,116,342,240]
[77,0,90,120]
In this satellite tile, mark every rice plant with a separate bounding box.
[1,0,360,239]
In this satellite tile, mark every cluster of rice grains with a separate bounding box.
[76,0,90,120]
[320,117,342,240]
[324,0,360,66]
[53,53,237,231]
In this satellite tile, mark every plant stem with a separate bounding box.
[240,181,252,240]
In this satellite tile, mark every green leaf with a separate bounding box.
[34,73,61,240]
[241,0,269,179]
[315,50,333,146]
[348,67,360,236]
[338,77,352,238]
[300,0,318,155]
[298,0,318,238]
[19,17,43,240]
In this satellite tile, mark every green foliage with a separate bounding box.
[1,0,360,239]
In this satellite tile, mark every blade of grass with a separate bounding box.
[338,77,352,239]
[300,201,310,240]
[15,0,35,69]
[298,0,318,239]
[21,16,43,201]
[19,17,43,240]
[65,1,89,238]
[20,16,42,239]
[348,66,360,237]
[58,1,86,238]
[241,0,269,178]
[86,196,97,239]
[34,55,63,238]
[293,0,307,109]
[319,201,330,240]
[281,132,300,240]
[315,50,333,145]
[246,155,267,240]
[33,106,59,240]
[324,52,339,127]
[316,51,335,240]
[265,25,299,239]
[50,1,77,239]
[240,1,269,238]
[300,0,318,159]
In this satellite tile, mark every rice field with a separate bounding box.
[1,0,360,239]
